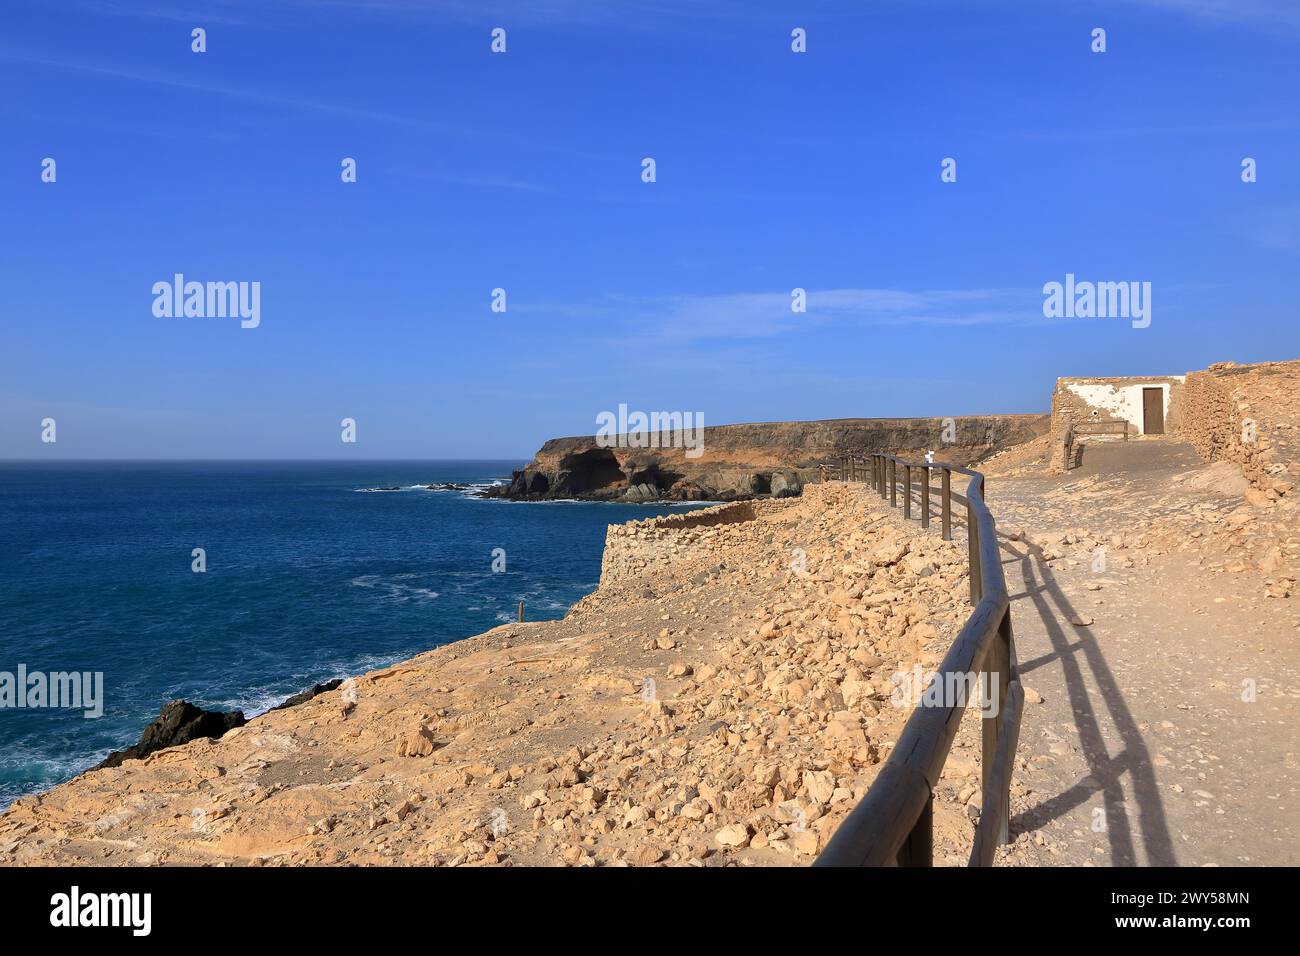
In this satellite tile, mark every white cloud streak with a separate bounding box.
[521,287,1040,346]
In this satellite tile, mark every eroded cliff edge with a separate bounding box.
[0,483,993,867]
[488,415,1049,502]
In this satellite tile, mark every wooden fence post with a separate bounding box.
[982,609,1014,845]
[941,468,952,541]
[920,465,930,529]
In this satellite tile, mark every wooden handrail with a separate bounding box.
[814,453,1021,867]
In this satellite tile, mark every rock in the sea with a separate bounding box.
[93,699,246,770]
[622,483,661,503]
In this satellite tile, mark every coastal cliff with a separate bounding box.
[488,415,1049,502]
[0,483,992,867]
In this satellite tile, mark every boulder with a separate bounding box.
[715,823,751,848]
[397,725,440,757]
[622,483,661,503]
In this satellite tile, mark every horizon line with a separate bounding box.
[0,457,533,464]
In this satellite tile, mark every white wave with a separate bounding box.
[349,574,439,604]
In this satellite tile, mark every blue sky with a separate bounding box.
[2,0,1298,459]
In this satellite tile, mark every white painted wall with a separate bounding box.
[1065,378,1183,435]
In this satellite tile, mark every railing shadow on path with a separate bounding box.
[996,530,1176,866]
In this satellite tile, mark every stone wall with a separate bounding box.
[1180,363,1295,500]
[596,498,789,589]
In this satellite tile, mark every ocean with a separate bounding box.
[0,461,708,809]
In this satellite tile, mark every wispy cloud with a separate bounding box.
[0,47,476,133]
[0,46,603,158]
[388,167,555,193]
[75,1,257,27]
[994,117,1299,143]
[1118,0,1300,36]
[74,0,759,29]
[520,287,1039,346]
[73,0,1300,36]
[1254,203,1300,253]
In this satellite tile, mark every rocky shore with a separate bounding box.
[0,482,992,867]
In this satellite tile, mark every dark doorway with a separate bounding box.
[1142,387,1164,435]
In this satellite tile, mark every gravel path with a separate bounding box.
[988,441,1300,865]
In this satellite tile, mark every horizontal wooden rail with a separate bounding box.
[1073,420,1129,440]
[814,452,1021,867]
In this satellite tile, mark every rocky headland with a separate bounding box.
[487,415,1049,503]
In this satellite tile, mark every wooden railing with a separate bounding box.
[1073,420,1129,440]
[813,453,1022,867]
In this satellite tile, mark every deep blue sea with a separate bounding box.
[0,461,708,809]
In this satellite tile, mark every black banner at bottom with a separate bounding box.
[0,864,1276,942]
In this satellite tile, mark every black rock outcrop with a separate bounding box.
[270,678,344,711]
[93,699,247,770]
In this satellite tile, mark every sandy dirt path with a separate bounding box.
[989,440,1300,865]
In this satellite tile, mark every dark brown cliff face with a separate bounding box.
[487,415,1049,502]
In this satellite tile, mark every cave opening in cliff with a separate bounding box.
[560,448,625,493]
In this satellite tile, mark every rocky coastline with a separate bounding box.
[91,679,349,772]
[485,415,1048,503]
[0,482,990,867]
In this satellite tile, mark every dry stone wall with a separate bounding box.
[596,499,786,591]
[1180,362,1298,500]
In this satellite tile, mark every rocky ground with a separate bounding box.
[0,483,993,867]
[4,432,1297,868]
